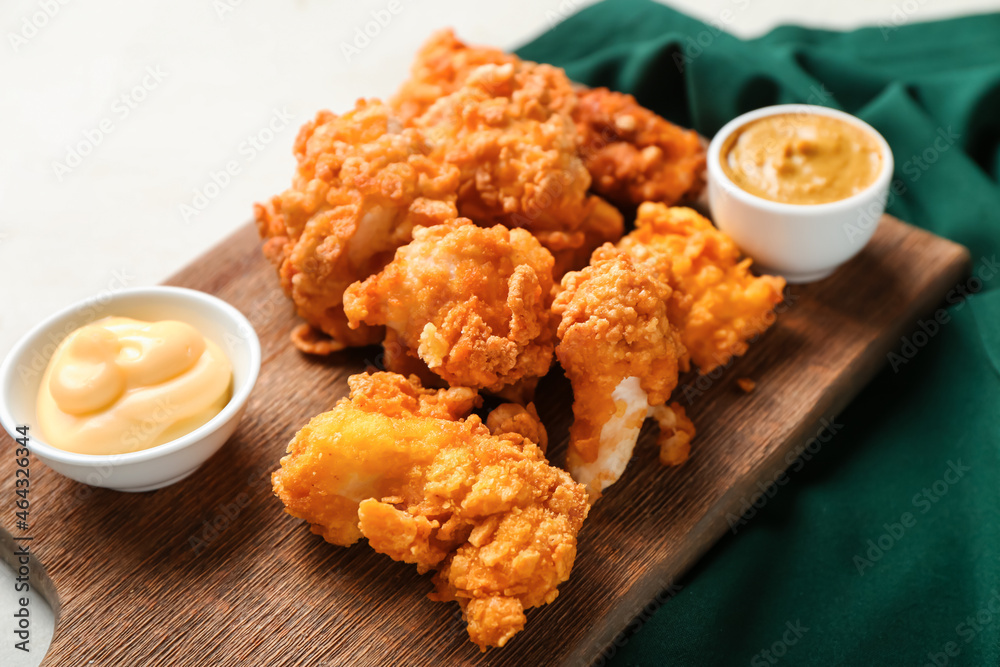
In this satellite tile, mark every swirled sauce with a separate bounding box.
[721,113,882,205]
[37,317,232,455]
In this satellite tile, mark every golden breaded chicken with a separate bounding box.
[485,402,548,454]
[552,245,690,497]
[272,372,590,650]
[343,220,557,395]
[391,30,623,274]
[618,204,786,373]
[412,59,584,229]
[391,28,525,124]
[254,99,460,353]
[414,61,622,273]
[272,372,479,546]
[393,30,704,214]
[551,195,626,278]
[574,88,706,207]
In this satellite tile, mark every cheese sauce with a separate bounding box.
[37,317,232,455]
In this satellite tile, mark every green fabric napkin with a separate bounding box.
[518,2,1000,664]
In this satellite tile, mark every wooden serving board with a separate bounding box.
[3,215,968,667]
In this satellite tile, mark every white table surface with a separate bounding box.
[2,0,997,665]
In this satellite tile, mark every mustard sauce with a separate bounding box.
[722,113,882,205]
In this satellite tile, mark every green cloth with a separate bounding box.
[518,2,1000,665]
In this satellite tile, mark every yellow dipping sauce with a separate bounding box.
[721,113,882,205]
[37,317,233,455]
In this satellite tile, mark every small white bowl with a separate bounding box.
[0,286,261,492]
[707,104,894,283]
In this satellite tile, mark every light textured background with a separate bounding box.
[2,0,997,665]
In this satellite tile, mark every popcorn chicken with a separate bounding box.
[272,372,589,650]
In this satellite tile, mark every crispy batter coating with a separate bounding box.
[413,59,584,228]
[392,30,623,275]
[485,402,548,454]
[254,100,460,353]
[413,61,622,273]
[379,328,544,405]
[272,372,479,545]
[649,403,696,466]
[574,88,706,207]
[258,33,713,352]
[343,220,558,395]
[391,29,527,124]
[272,372,590,650]
[551,195,626,277]
[552,245,688,496]
[618,204,786,374]
[393,30,704,214]
[379,328,446,388]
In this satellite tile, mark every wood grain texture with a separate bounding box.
[1,215,969,667]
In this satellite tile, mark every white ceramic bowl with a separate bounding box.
[707,104,894,283]
[0,286,260,492]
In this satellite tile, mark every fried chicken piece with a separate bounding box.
[414,61,585,228]
[343,220,558,395]
[378,330,542,405]
[413,61,621,273]
[552,245,689,497]
[485,402,548,454]
[393,30,704,214]
[618,204,786,373]
[574,88,706,207]
[378,328,446,388]
[391,31,622,274]
[391,28,523,124]
[272,372,590,650]
[272,372,479,546]
[551,195,625,277]
[649,402,696,466]
[254,99,460,353]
